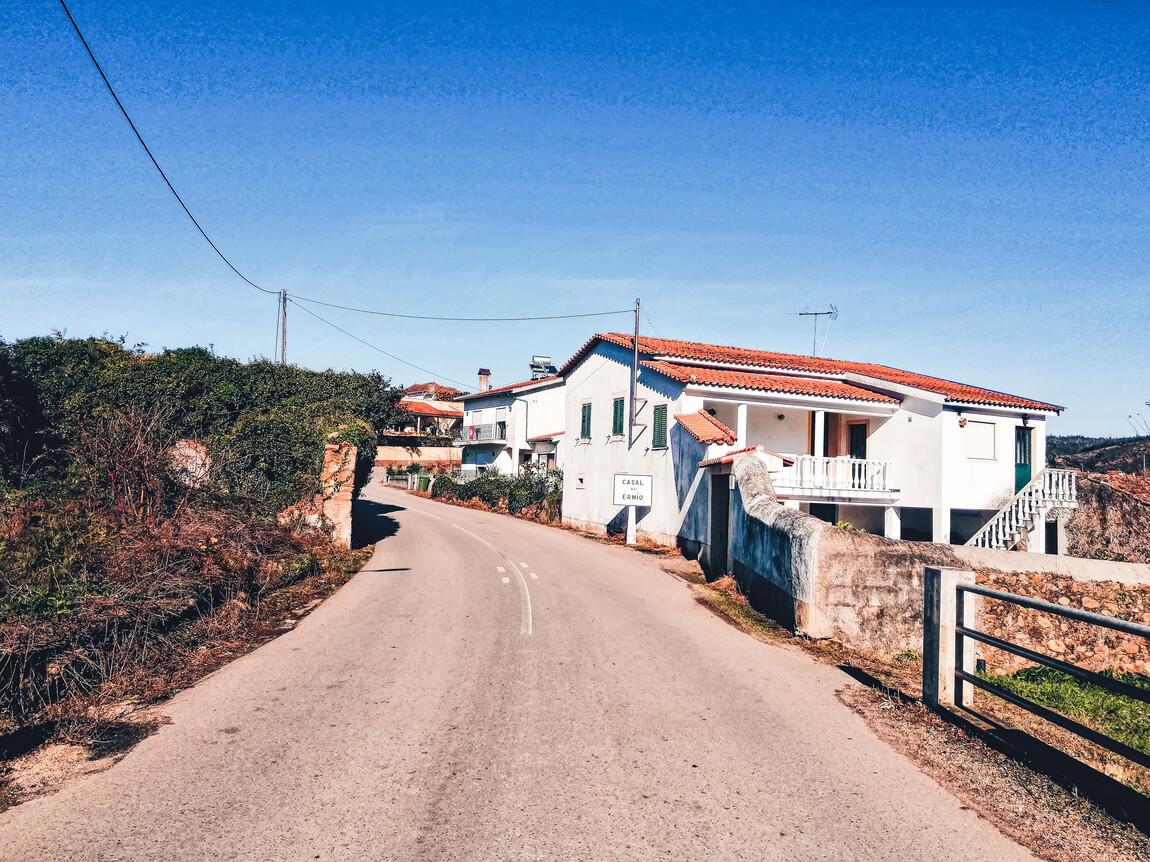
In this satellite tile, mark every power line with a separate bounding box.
[287,298,471,388]
[641,305,663,338]
[58,0,276,296]
[290,293,633,322]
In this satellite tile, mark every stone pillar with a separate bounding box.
[736,403,748,449]
[933,507,951,545]
[812,409,826,456]
[884,506,901,540]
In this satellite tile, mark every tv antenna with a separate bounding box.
[796,305,839,357]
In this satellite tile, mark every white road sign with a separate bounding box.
[613,474,653,507]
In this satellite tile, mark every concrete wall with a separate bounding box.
[375,446,461,471]
[720,452,1148,653]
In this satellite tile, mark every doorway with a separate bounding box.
[1015,426,1033,492]
[709,476,730,578]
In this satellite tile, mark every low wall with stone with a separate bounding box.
[278,442,357,547]
[724,453,1150,654]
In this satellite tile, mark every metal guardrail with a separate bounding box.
[924,567,1150,773]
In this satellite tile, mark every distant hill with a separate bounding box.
[1049,435,1150,475]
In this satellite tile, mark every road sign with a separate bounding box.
[613,474,653,507]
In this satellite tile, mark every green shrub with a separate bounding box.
[430,476,459,499]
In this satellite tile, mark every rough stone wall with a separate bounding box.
[1066,473,1150,564]
[977,568,1150,677]
[278,442,357,547]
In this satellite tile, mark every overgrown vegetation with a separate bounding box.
[979,666,1150,758]
[0,334,405,741]
[430,468,563,518]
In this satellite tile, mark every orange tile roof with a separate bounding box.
[645,361,898,404]
[674,409,738,445]
[398,399,463,418]
[527,431,564,442]
[1099,472,1150,506]
[559,333,1060,412]
[458,375,561,399]
[699,445,795,468]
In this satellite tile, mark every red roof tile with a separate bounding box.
[699,445,795,468]
[674,409,737,445]
[399,399,463,418]
[560,334,1060,412]
[646,361,898,404]
[1099,472,1150,506]
[527,431,565,442]
[458,375,561,399]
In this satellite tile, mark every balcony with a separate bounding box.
[462,422,508,444]
[772,455,897,502]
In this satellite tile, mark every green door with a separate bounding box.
[1015,426,1033,492]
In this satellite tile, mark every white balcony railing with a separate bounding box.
[773,455,894,496]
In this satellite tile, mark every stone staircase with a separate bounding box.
[965,469,1078,550]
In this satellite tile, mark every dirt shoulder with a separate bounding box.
[673,565,1150,862]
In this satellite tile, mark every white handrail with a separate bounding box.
[774,455,894,493]
[965,469,1078,549]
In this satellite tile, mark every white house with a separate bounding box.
[558,332,1074,553]
[458,360,566,475]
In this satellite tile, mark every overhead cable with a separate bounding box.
[290,294,633,322]
[287,299,471,387]
[58,0,276,295]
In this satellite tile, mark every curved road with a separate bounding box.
[0,482,1033,860]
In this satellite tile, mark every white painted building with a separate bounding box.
[558,333,1074,553]
[458,363,566,475]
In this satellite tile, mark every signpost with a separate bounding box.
[613,474,652,544]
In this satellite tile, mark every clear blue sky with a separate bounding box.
[2,1,1147,435]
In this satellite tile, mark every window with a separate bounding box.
[580,402,592,439]
[612,397,625,436]
[964,420,996,460]
[652,404,668,449]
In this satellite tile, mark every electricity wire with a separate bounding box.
[287,299,471,388]
[58,0,276,295]
[641,305,663,338]
[289,294,633,322]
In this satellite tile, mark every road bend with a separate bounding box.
[0,482,1035,861]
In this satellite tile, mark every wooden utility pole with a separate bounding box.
[626,297,640,545]
[629,297,640,447]
[280,289,288,365]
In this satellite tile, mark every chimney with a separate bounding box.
[478,368,491,392]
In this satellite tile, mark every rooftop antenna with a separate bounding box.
[796,305,839,357]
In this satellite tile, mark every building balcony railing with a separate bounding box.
[772,455,896,499]
[462,422,508,443]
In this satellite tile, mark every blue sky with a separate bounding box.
[2,1,1147,434]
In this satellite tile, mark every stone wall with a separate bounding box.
[977,568,1150,676]
[1065,472,1150,564]
[722,453,1150,655]
[278,441,357,547]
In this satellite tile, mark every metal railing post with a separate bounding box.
[923,567,976,708]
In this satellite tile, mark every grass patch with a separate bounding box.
[979,666,1150,758]
[694,577,790,643]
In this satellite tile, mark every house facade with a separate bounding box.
[396,382,464,437]
[558,333,1069,552]
[458,364,565,475]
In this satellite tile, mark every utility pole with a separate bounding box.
[280,289,288,365]
[627,297,640,545]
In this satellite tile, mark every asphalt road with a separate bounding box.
[0,482,1035,861]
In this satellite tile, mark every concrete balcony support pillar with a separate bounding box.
[884,506,901,540]
[812,409,825,456]
[736,403,748,449]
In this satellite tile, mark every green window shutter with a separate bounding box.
[652,404,668,449]
[581,402,592,438]
[612,397,625,436]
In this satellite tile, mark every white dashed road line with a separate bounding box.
[497,566,505,573]
[502,577,510,584]
[529,573,538,580]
